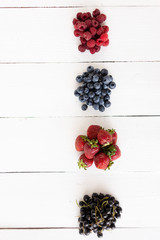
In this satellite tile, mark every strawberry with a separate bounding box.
[78,154,93,170]
[75,135,86,151]
[84,142,100,159]
[97,129,112,146]
[107,129,117,145]
[94,152,110,170]
[103,144,121,161]
[87,125,101,140]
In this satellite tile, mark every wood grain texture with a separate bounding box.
[0,8,159,62]
[0,173,159,227]
[0,117,159,172]
[0,0,160,7]
[0,63,159,117]
[0,229,160,240]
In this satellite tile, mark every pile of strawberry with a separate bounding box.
[73,9,109,54]
[75,125,121,170]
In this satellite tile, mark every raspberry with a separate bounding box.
[80,37,87,45]
[81,13,89,21]
[96,14,106,23]
[83,31,92,41]
[87,12,91,18]
[102,25,109,33]
[78,22,87,32]
[90,27,97,36]
[97,27,104,35]
[100,33,108,41]
[96,38,104,46]
[103,39,109,46]
[95,46,101,52]
[89,48,96,54]
[73,18,78,25]
[78,44,86,52]
[74,30,80,37]
[92,19,99,28]
[74,21,80,29]
[77,12,82,20]
[85,19,92,28]
[92,9,100,17]
[87,39,96,48]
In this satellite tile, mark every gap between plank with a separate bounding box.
[0,6,160,8]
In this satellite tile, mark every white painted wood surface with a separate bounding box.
[0,0,159,239]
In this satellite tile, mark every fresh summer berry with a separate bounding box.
[107,129,117,145]
[74,30,81,37]
[78,154,93,170]
[75,135,86,151]
[77,12,82,20]
[81,13,89,21]
[92,19,99,28]
[109,81,116,89]
[95,46,101,52]
[84,142,100,159]
[96,14,106,23]
[83,31,92,41]
[87,66,94,73]
[87,125,101,140]
[90,48,96,54]
[110,145,121,160]
[103,25,109,33]
[104,100,111,108]
[103,39,109,46]
[99,105,105,112]
[78,22,87,32]
[90,27,97,36]
[100,33,108,42]
[78,44,86,52]
[96,38,104,46]
[80,37,87,45]
[85,19,92,28]
[97,129,112,146]
[93,9,100,17]
[94,153,110,170]
[81,104,88,111]
[73,18,78,25]
[97,27,104,35]
[87,39,96,48]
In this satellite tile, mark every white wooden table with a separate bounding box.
[0,0,160,239]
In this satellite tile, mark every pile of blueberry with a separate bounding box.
[74,66,116,112]
[78,193,122,238]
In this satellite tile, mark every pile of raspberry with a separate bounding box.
[73,9,109,54]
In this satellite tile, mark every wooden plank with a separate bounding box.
[0,0,160,7]
[0,117,159,172]
[0,173,159,227]
[0,8,159,62]
[0,228,160,240]
[0,63,159,117]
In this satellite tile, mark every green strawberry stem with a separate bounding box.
[81,135,99,148]
[102,144,116,159]
[78,159,87,170]
[106,128,115,135]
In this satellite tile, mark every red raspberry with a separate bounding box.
[81,13,89,21]
[100,33,108,41]
[74,30,80,37]
[92,9,100,17]
[90,27,97,36]
[77,12,82,20]
[78,22,87,32]
[103,39,109,46]
[83,31,92,41]
[73,18,78,25]
[87,39,96,48]
[87,12,91,18]
[96,14,106,23]
[85,19,92,28]
[80,37,87,45]
[90,48,96,54]
[96,38,104,46]
[74,21,80,29]
[95,46,101,52]
[92,19,99,28]
[78,44,86,52]
[102,25,109,33]
[97,27,104,35]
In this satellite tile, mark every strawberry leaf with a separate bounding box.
[107,128,115,135]
[81,136,99,148]
[102,144,116,159]
[106,161,114,170]
[78,159,87,170]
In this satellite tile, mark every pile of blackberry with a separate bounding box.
[74,66,116,112]
[78,193,122,238]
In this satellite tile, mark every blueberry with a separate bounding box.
[93,96,100,103]
[101,89,107,96]
[94,68,101,74]
[103,75,113,85]
[97,231,103,238]
[87,66,94,73]
[101,68,108,76]
[93,104,99,110]
[109,81,116,89]
[104,94,110,101]
[83,94,89,100]
[79,95,85,102]
[106,88,111,95]
[99,105,105,112]
[104,101,111,108]
[92,74,99,82]
[87,99,93,106]
[84,88,89,94]
[76,75,83,83]
[99,98,104,105]
[82,72,89,78]
[87,83,94,89]
[95,89,102,95]
[103,84,108,89]
[79,228,83,234]
[94,82,101,90]
[89,91,95,98]
[77,86,84,94]
[81,104,88,111]
[74,90,80,97]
